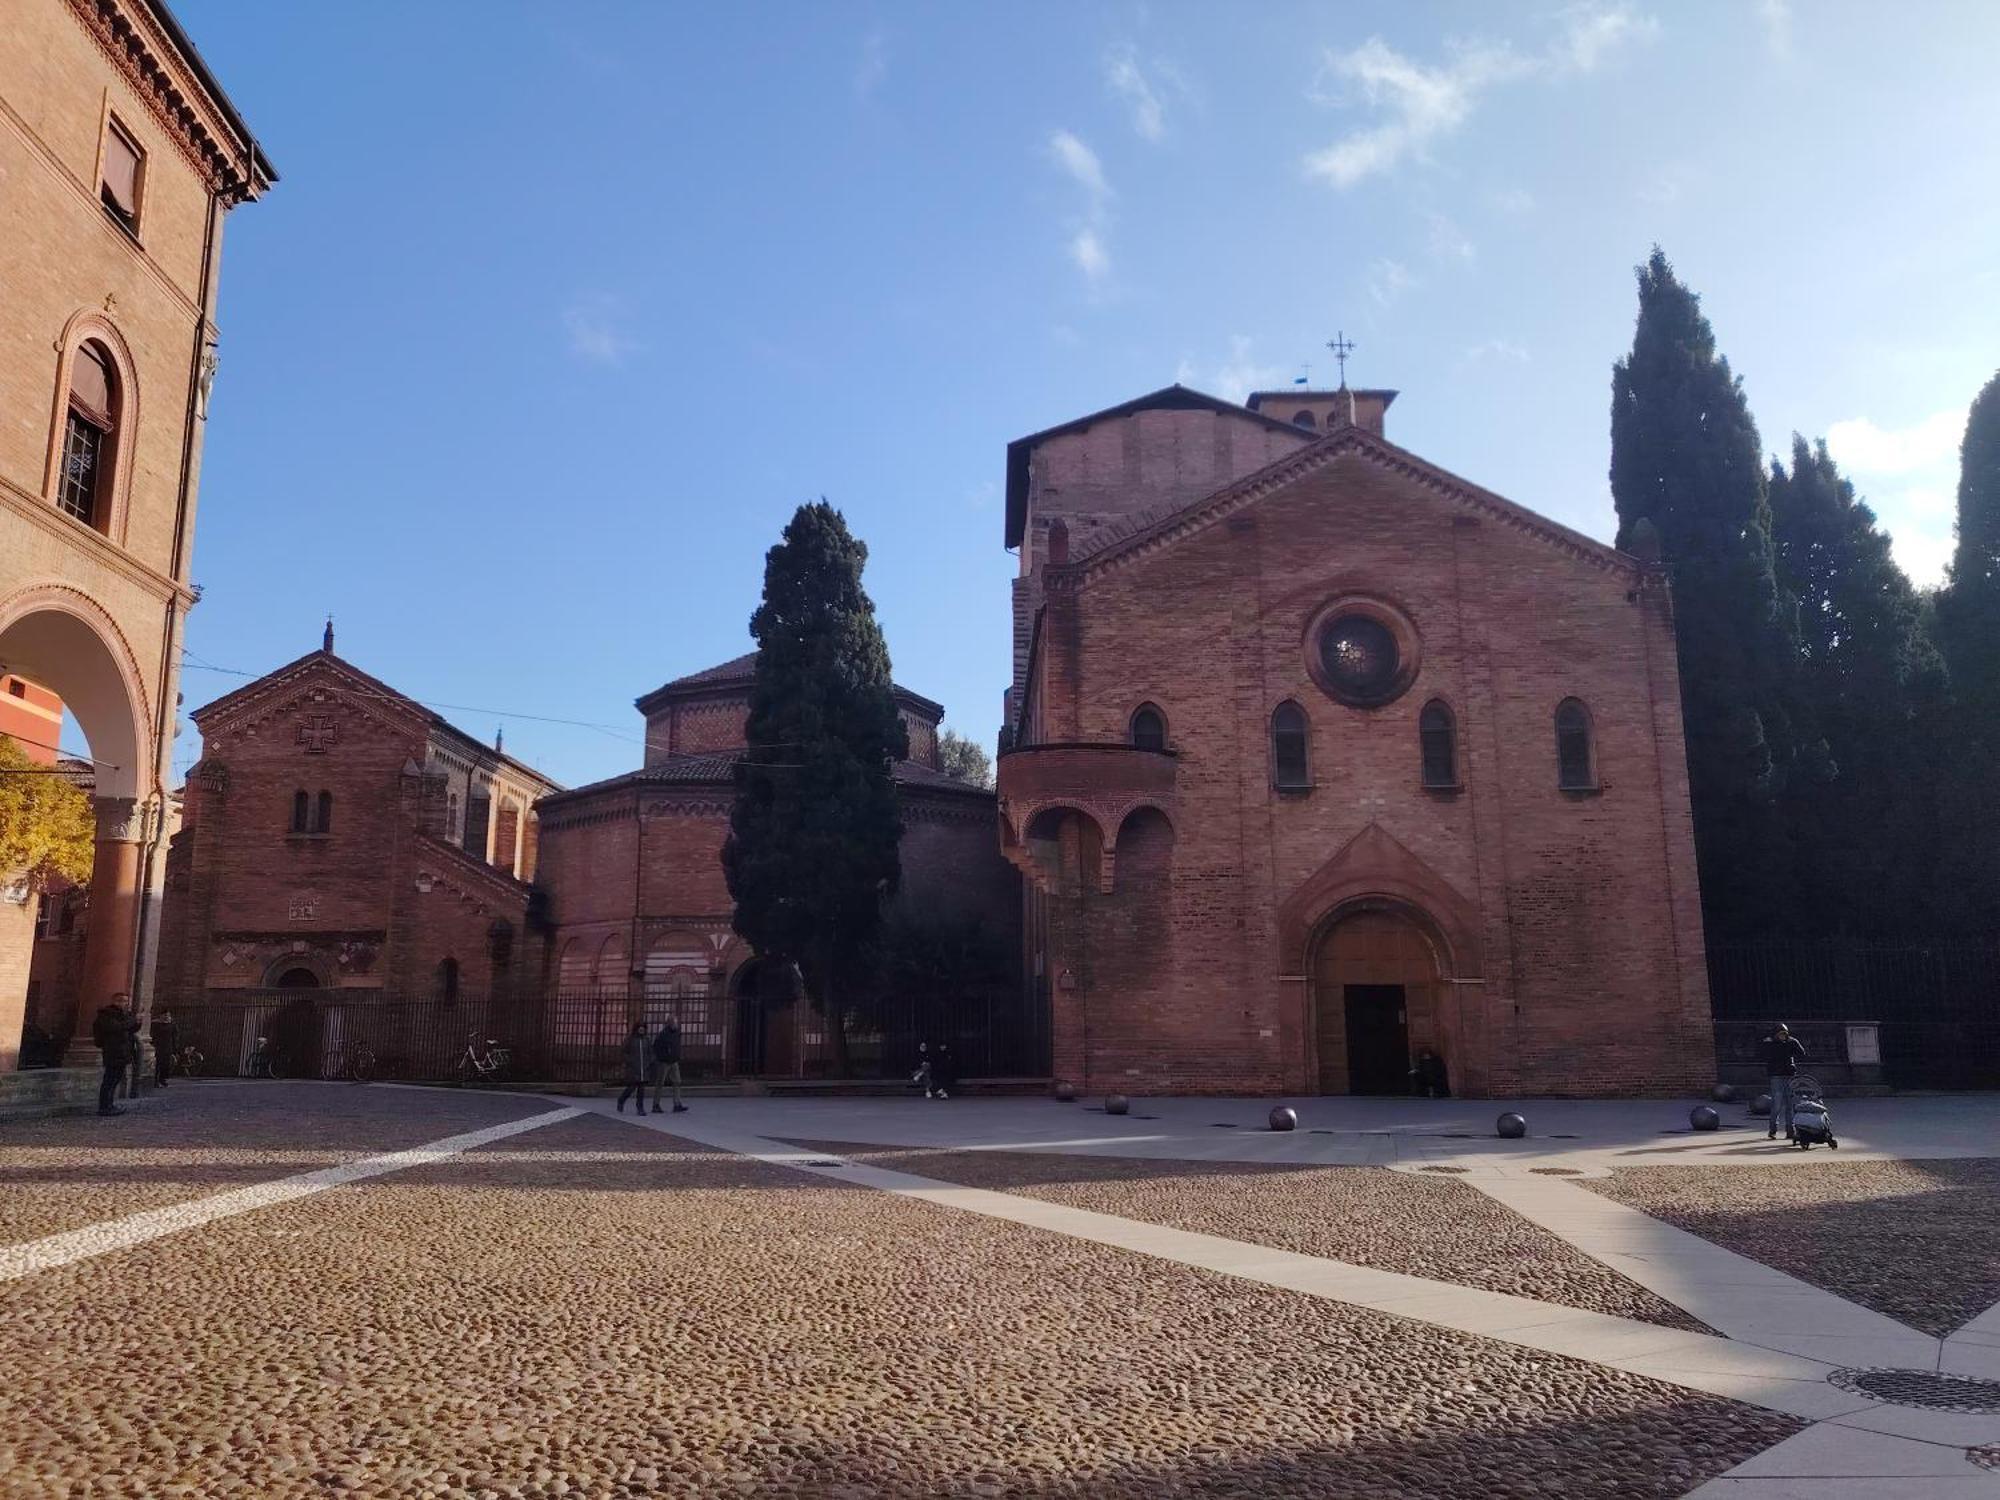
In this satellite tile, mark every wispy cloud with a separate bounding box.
[1458,338,1531,369]
[1106,46,1187,142]
[1368,258,1414,308]
[1305,4,1657,189]
[1049,130,1110,202]
[1176,336,1289,405]
[854,28,889,99]
[1489,186,1536,215]
[1636,162,1701,206]
[1825,407,1969,586]
[1426,211,1476,264]
[1048,130,1114,285]
[563,294,639,365]
[1757,0,1793,60]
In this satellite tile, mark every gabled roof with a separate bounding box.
[540,749,994,809]
[190,649,562,790]
[1005,384,1311,549]
[1057,420,1639,580]
[636,650,946,722]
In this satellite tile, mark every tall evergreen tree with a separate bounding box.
[1767,436,1946,936]
[723,502,908,1073]
[1936,372,2000,932]
[1609,248,1810,940]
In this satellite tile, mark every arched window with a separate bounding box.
[290,789,310,833]
[1292,410,1317,431]
[58,341,119,530]
[436,957,460,1004]
[315,790,334,834]
[1272,701,1310,789]
[1419,701,1458,788]
[447,791,460,840]
[1130,704,1167,752]
[1556,699,1595,790]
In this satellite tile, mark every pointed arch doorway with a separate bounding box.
[1311,903,1445,1095]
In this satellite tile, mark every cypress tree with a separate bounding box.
[723,501,908,1074]
[1936,372,2000,931]
[1609,248,1807,940]
[1767,436,1945,936]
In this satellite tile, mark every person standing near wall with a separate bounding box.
[92,992,138,1117]
[1761,1023,1807,1141]
[650,1018,686,1114]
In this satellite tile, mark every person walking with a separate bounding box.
[1761,1022,1807,1140]
[92,992,138,1117]
[149,1008,178,1090]
[615,1022,649,1114]
[650,1017,687,1114]
[928,1041,957,1101]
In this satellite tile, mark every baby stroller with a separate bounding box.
[1790,1075,1838,1150]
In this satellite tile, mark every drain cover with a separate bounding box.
[1828,1368,2000,1413]
[1419,1164,1470,1174]
[1530,1166,1582,1176]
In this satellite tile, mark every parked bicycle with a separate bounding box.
[171,1044,205,1079]
[456,1034,510,1086]
[324,1043,376,1083]
[244,1035,283,1080]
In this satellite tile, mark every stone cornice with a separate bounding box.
[66,0,271,203]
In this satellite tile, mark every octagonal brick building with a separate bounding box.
[997,384,1714,1098]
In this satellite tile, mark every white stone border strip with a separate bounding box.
[0,1105,581,1284]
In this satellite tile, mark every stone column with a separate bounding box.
[64,796,143,1066]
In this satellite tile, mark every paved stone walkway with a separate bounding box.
[1,1083,1997,1496]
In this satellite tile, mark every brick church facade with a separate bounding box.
[996,384,1714,1098]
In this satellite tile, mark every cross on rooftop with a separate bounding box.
[1326,331,1356,388]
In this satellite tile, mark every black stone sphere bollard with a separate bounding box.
[1496,1112,1527,1139]
[1690,1104,1721,1131]
[1710,1083,1736,1103]
[1053,1080,1077,1102]
[1104,1094,1130,1115]
[1750,1093,1773,1117]
[1269,1106,1298,1132]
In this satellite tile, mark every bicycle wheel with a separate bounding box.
[351,1049,375,1083]
[266,1055,285,1081]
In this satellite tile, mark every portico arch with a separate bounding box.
[0,585,155,1068]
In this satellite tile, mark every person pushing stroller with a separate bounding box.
[1760,1023,1806,1141]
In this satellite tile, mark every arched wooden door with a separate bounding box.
[1312,907,1442,1095]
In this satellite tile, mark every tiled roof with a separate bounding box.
[543,750,993,806]
[636,651,946,721]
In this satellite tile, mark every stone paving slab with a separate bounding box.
[787,1139,1709,1330]
[1586,1160,2000,1337]
[0,1111,1798,1499]
[0,1081,554,1247]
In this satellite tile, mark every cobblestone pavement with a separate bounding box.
[0,1103,1799,1499]
[1587,1158,2000,1337]
[0,1083,549,1247]
[792,1141,1706,1331]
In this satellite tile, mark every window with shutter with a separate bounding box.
[101,121,142,228]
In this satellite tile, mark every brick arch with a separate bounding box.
[1276,824,1484,980]
[0,581,153,801]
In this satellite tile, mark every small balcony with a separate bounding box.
[997,742,1178,892]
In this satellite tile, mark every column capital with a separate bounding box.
[93,796,143,843]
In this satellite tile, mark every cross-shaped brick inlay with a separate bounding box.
[297,715,337,754]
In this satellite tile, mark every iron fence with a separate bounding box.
[1707,940,2000,1089]
[161,982,1050,1087]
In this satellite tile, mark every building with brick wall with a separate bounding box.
[0,0,272,1071]
[536,651,1018,1078]
[155,635,559,1049]
[997,383,1714,1098]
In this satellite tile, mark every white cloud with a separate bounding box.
[1757,0,1793,60]
[563,295,638,365]
[1427,211,1476,264]
[1048,130,1110,203]
[1048,130,1113,286]
[1825,409,1967,476]
[1459,338,1531,368]
[1305,5,1656,189]
[854,28,889,99]
[1824,408,1969,588]
[1490,186,1536,215]
[1368,257,1414,308]
[1069,227,1111,281]
[1177,337,1289,405]
[1106,48,1167,141]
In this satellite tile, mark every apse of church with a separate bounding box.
[997,382,1714,1099]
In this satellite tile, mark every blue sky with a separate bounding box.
[163,0,2000,790]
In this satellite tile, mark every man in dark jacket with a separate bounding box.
[616,1022,649,1113]
[650,1018,686,1114]
[1761,1023,1807,1141]
[92,993,138,1117]
[149,1008,178,1089]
